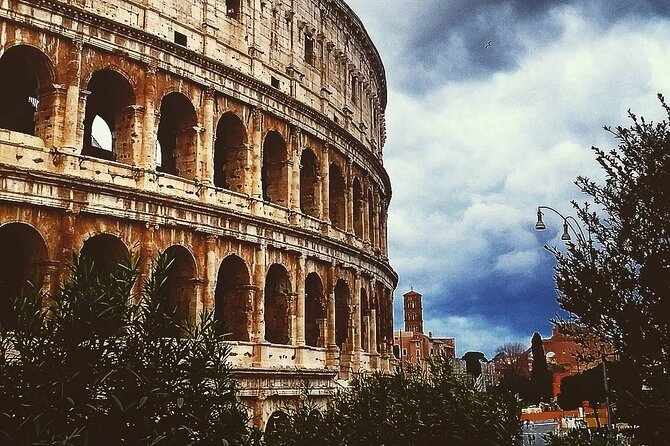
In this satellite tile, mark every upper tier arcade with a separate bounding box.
[0,0,396,429]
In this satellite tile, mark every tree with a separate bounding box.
[530,332,552,404]
[551,95,670,444]
[461,351,487,379]
[0,253,253,445]
[557,361,640,416]
[265,356,521,446]
[494,342,533,401]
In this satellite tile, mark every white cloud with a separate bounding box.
[348,2,670,351]
[385,11,670,294]
[424,316,532,358]
[495,250,542,276]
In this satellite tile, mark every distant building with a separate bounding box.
[393,290,456,364]
[534,326,613,398]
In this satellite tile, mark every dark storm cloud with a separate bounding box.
[396,0,670,93]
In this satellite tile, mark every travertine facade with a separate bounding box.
[0,0,396,429]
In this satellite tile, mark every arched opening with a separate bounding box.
[264,264,292,345]
[265,411,289,438]
[0,223,48,329]
[353,178,364,238]
[329,163,346,229]
[261,131,289,206]
[305,272,325,348]
[80,234,129,276]
[161,245,197,327]
[157,92,198,177]
[368,189,376,246]
[0,45,52,137]
[214,255,251,341]
[300,149,320,218]
[360,287,369,353]
[83,69,136,162]
[335,279,350,351]
[214,112,247,192]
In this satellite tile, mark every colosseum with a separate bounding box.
[0,0,396,428]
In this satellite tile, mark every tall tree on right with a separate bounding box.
[551,95,670,444]
[530,332,552,404]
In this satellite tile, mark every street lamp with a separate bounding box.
[534,205,612,429]
[534,206,587,244]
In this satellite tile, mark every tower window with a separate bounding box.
[304,36,315,65]
[227,0,241,19]
[271,76,280,89]
[174,31,187,46]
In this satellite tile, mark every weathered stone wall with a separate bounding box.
[0,0,395,429]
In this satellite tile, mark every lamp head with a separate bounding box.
[535,210,546,231]
[561,221,571,241]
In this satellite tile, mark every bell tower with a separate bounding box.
[403,289,424,334]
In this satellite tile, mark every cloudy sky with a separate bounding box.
[346,0,670,357]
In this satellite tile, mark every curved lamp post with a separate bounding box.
[535,206,587,243]
[534,205,612,429]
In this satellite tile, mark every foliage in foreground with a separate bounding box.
[543,429,639,446]
[0,253,252,446]
[551,95,670,445]
[265,357,522,446]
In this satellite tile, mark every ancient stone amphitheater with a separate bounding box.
[0,0,396,428]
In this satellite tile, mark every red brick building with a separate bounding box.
[393,290,456,364]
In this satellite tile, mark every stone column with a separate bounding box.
[289,128,302,215]
[203,234,218,314]
[346,160,354,233]
[248,108,263,212]
[295,255,306,346]
[252,244,267,366]
[351,272,362,371]
[363,195,370,242]
[63,39,83,152]
[136,225,159,302]
[141,66,158,170]
[320,144,330,222]
[56,211,77,286]
[117,105,144,166]
[201,87,216,185]
[35,84,66,150]
[325,263,338,368]
[353,272,362,353]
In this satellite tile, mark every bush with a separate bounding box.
[0,253,253,446]
[265,357,521,446]
[543,429,638,446]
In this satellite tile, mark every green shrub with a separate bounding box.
[0,253,253,446]
[265,358,521,446]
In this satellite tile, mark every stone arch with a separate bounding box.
[214,254,251,341]
[329,162,346,229]
[305,272,326,347]
[0,222,49,329]
[300,149,320,218]
[264,263,292,345]
[157,91,198,178]
[360,287,369,353]
[0,44,54,137]
[83,69,137,163]
[353,177,364,238]
[367,188,376,246]
[161,245,197,326]
[335,278,350,350]
[262,131,289,206]
[80,233,130,276]
[265,410,289,437]
[214,111,247,192]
